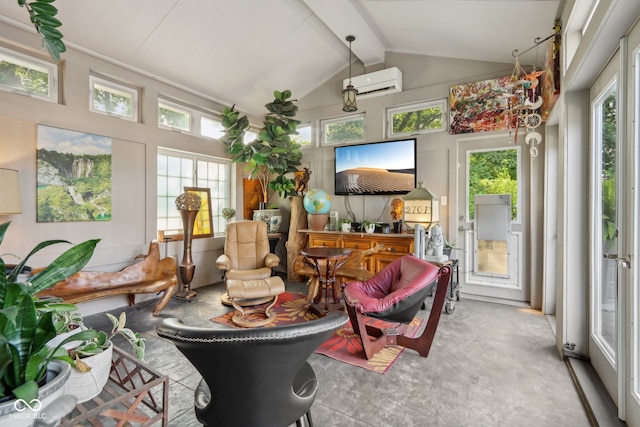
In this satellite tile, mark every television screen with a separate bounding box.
[334,138,416,195]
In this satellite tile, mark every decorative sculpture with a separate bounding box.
[425,223,448,262]
[175,192,201,300]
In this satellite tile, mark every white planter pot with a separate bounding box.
[0,360,72,427]
[63,341,113,403]
[341,223,351,232]
[364,224,375,234]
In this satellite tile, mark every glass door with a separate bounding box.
[456,138,528,303]
[590,62,621,411]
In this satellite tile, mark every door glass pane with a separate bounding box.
[467,149,519,221]
[597,86,617,356]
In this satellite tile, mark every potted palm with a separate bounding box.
[0,221,99,423]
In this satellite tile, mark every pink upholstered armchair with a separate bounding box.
[343,255,451,360]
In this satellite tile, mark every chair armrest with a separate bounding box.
[264,253,280,268]
[216,254,231,271]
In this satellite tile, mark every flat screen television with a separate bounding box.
[334,138,416,195]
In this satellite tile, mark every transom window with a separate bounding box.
[157,148,231,237]
[90,75,139,121]
[386,99,447,138]
[0,46,57,102]
[320,113,365,145]
[158,98,192,132]
[293,123,312,148]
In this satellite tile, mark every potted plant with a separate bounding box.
[49,311,145,403]
[360,219,375,234]
[338,218,352,233]
[222,207,236,223]
[220,90,303,205]
[443,238,463,259]
[0,221,99,421]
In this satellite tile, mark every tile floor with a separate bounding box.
[83,280,590,427]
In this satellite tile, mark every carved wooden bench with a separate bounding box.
[38,241,177,316]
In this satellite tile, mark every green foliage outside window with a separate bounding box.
[392,107,443,134]
[93,86,133,117]
[468,149,518,220]
[325,118,364,144]
[0,60,49,96]
[601,91,617,242]
[159,105,190,131]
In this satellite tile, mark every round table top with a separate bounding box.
[301,247,352,260]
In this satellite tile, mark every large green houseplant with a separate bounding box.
[220,90,303,205]
[0,221,99,403]
[16,0,66,61]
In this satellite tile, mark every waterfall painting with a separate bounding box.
[36,125,112,222]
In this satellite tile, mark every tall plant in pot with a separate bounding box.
[0,221,99,421]
[220,90,303,206]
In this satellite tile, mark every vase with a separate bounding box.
[176,208,198,300]
[308,214,329,231]
[0,361,72,426]
[253,209,282,233]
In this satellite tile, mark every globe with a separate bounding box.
[303,189,332,214]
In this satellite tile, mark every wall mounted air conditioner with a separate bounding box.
[342,67,402,100]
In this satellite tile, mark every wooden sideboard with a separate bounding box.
[300,229,414,274]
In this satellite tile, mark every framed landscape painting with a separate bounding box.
[37,125,112,222]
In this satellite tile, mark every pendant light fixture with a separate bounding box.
[342,35,358,112]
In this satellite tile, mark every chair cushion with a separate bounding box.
[227,276,285,299]
[343,255,439,315]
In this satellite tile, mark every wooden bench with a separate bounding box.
[39,241,177,316]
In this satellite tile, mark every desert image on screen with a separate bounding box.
[335,140,415,194]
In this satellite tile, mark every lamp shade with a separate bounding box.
[402,183,439,229]
[0,169,22,215]
[342,85,358,112]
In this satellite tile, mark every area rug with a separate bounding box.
[210,292,423,374]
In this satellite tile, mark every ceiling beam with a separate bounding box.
[302,0,385,66]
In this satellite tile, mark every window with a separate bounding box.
[90,75,138,121]
[0,46,57,102]
[466,147,520,222]
[292,123,312,148]
[201,115,224,139]
[157,148,231,236]
[386,99,446,137]
[320,113,365,145]
[158,98,192,132]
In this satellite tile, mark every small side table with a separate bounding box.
[301,247,352,315]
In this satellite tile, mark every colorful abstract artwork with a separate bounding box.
[449,76,517,134]
[37,125,112,222]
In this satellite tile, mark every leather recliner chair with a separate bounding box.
[216,220,281,306]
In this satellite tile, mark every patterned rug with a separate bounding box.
[210,292,423,374]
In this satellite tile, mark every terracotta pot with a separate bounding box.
[308,214,329,231]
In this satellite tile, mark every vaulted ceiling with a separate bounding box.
[0,0,560,115]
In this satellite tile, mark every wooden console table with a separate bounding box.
[60,346,169,426]
[299,229,414,275]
